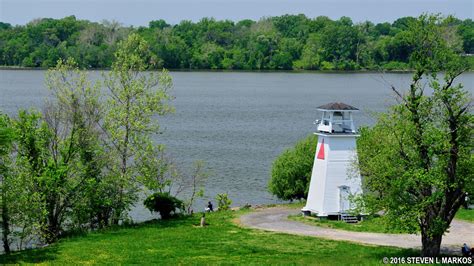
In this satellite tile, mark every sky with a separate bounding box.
[0,0,472,26]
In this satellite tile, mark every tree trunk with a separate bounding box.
[46,219,60,244]
[421,232,442,257]
[45,196,60,243]
[1,198,11,254]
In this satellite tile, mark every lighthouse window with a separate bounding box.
[333,111,343,121]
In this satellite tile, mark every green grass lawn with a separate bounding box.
[455,208,474,223]
[290,208,474,234]
[0,210,417,265]
[289,215,409,234]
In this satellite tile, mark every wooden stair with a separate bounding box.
[340,213,359,223]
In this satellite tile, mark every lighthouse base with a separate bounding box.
[301,208,363,223]
[301,207,328,217]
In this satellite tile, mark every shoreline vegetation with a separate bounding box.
[0,15,472,71]
[0,65,417,73]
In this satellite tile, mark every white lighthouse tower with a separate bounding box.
[302,102,362,218]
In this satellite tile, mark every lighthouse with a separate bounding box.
[302,102,362,218]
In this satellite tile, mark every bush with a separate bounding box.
[216,193,232,211]
[382,61,409,70]
[268,134,317,201]
[144,192,183,219]
[320,61,335,70]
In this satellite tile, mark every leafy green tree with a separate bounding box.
[152,29,189,69]
[1,112,45,252]
[13,110,53,242]
[272,14,310,39]
[373,22,392,36]
[392,16,417,31]
[269,135,317,201]
[0,22,11,30]
[191,42,225,69]
[0,113,14,253]
[457,19,474,53]
[46,58,114,230]
[20,58,102,242]
[357,15,473,257]
[386,31,412,62]
[2,58,105,244]
[293,33,321,70]
[270,37,302,69]
[215,193,232,211]
[149,19,170,30]
[319,17,359,68]
[102,33,173,224]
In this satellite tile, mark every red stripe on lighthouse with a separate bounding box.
[317,139,325,160]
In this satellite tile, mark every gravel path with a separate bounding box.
[239,207,474,254]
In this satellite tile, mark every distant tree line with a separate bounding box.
[0,14,473,70]
[0,34,208,254]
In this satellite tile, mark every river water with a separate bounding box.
[1,70,472,222]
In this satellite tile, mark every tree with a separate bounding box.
[0,22,11,30]
[13,110,52,242]
[272,14,310,39]
[293,33,321,70]
[45,58,114,230]
[1,112,45,252]
[17,58,103,242]
[149,19,170,30]
[357,14,473,257]
[268,135,317,201]
[176,161,209,214]
[102,33,173,224]
[0,113,13,253]
[137,146,209,215]
[457,19,474,54]
[319,17,359,68]
[270,37,302,69]
[215,193,232,211]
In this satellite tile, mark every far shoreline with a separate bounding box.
[0,65,415,74]
[2,66,473,74]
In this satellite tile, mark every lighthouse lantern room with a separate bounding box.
[302,102,363,218]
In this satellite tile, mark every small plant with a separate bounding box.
[215,193,232,211]
[144,192,183,219]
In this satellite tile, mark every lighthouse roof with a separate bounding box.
[317,102,359,111]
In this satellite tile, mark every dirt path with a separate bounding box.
[239,207,474,254]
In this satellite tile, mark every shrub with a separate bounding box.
[382,61,409,70]
[320,61,335,70]
[144,192,183,219]
[268,134,317,201]
[216,193,232,211]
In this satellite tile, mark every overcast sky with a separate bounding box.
[0,0,472,26]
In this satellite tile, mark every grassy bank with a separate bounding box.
[290,208,474,234]
[289,215,408,234]
[455,209,474,223]
[0,209,416,265]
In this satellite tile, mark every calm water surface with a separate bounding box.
[1,70,472,221]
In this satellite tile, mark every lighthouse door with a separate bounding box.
[339,186,351,213]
